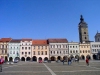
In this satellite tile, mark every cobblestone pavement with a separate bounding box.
[0,61,100,75]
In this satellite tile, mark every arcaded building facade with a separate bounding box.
[32,40,49,62]
[48,39,68,61]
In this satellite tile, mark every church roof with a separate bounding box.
[95,31,100,37]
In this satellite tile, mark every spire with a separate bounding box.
[80,15,84,22]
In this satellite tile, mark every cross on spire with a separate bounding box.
[80,15,84,22]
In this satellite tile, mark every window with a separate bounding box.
[66,51,67,54]
[34,46,35,49]
[10,51,12,54]
[80,51,82,53]
[76,46,77,48]
[2,50,3,54]
[38,51,40,55]
[95,49,96,52]
[33,51,35,55]
[45,51,47,55]
[76,50,78,53]
[85,50,87,53]
[17,47,18,49]
[85,37,87,39]
[57,51,58,54]
[57,45,58,48]
[63,51,65,54]
[88,50,90,53]
[14,47,15,49]
[28,47,30,50]
[11,47,12,49]
[99,45,100,47]
[83,50,84,53]
[22,47,24,50]
[51,51,52,54]
[26,43,27,45]
[41,46,43,49]
[53,45,55,48]
[84,32,86,34]
[6,45,7,48]
[60,51,61,54]
[70,50,72,53]
[13,51,15,54]
[25,47,27,50]
[38,46,40,49]
[70,46,72,48]
[45,46,47,49]
[28,52,30,55]
[41,51,43,55]
[2,45,4,48]
[73,50,75,53]
[5,50,7,54]
[22,52,24,54]
[98,38,99,41]
[53,51,55,54]
[73,46,74,48]
[25,52,27,54]
[66,45,67,48]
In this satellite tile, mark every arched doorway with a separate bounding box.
[93,54,96,60]
[9,57,13,61]
[86,55,91,60]
[44,57,48,61]
[5,56,8,62]
[75,55,79,59]
[26,57,31,61]
[32,56,37,61]
[81,55,85,60]
[63,56,67,60]
[38,57,42,61]
[70,55,74,59]
[21,57,25,61]
[57,56,61,60]
[15,57,20,61]
[51,56,55,61]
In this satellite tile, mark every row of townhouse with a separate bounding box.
[0,38,100,62]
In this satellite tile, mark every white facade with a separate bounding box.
[68,42,80,57]
[20,40,32,61]
[49,43,68,60]
[90,42,100,60]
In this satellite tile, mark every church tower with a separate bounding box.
[78,15,89,43]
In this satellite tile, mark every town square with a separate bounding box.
[1,60,100,75]
[0,0,100,75]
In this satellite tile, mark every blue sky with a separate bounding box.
[0,0,100,42]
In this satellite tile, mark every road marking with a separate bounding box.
[86,66,100,69]
[43,63,56,75]
[3,71,49,73]
[61,70,100,72]
[3,63,27,69]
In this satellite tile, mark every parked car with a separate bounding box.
[43,60,48,63]
[14,59,19,63]
[39,60,42,63]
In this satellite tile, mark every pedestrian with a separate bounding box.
[86,58,89,66]
[62,59,64,65]
[0,59,2,72]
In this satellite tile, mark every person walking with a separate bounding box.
[62,59,64,65]
[86,58,89,66]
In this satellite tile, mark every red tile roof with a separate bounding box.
[32,39,48,45]
[48,38,68,43]
[0,38,12,42]
[21,38,32,41]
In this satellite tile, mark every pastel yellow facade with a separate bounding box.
[32,45,49,62]
[79,43,91,60]
[0,42,8,61]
